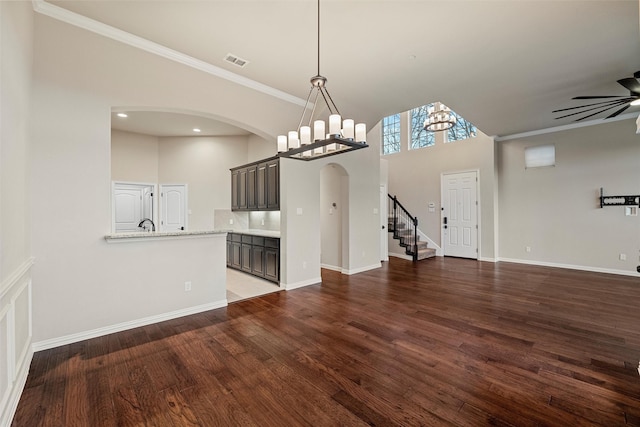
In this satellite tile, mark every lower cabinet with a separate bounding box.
[227,232,280,284]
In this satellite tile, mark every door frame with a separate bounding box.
[440,169,480,259]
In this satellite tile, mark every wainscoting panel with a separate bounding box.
[0,258,34,427]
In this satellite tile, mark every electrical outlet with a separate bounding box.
[619,253,627,261]
[229,219,234,225]
[525,246,531,253]
[184,281,192,292]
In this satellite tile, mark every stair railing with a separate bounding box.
[388,194,418,261]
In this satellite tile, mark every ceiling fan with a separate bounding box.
[553,70,640,121]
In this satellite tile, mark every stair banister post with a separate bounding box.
[413,216,418,262]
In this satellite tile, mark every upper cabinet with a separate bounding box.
[231,157,279,211]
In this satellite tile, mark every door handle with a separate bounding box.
[382,225,385,230]
[443,217,447,229]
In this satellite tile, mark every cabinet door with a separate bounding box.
[257,163,267,210]
[241,243,252,272]
[238,168,248,210]
[266,160,279,210]
[265,247,279,282]
[231,242,242,269]
[251,245,265,277]
[231,171,239,210]
[247,165,257,210]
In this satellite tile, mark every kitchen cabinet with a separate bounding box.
[226,232,280,283]
[231,157,279,211]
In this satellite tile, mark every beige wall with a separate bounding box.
[497,118,640,273]
[384,111,497,260]
[0,2,34,425]
[29,13,300,343]
[111,130,159,183]
[158,135,248,230]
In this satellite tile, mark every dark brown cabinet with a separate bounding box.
[231,157,279,211]
[226,232,279,284]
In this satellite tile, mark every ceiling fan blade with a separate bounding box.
[555,99,629,120]
[574,100,631,121]
[552,98,633,113]
[572,95,627,99]
[617,77,640,94]
[605,104,630,119]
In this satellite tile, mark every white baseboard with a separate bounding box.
[284,277,322,291]
[498,257,640,277]
[32,300,227,352]
[320,263,342,272]
[479,257,497,263]
[342,262,382,275]
[0,346,32,427]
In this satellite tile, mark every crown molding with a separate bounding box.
[495,111,638,142]
[31,0,307,108]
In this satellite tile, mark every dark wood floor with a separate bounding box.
[12,257,640,426]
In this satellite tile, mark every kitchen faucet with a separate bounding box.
[138,218,155,232]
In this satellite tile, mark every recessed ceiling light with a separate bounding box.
[193,128,201,133]
[116,113,128,118]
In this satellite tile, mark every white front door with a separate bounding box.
[160,184,187,232]
[442,171,478,259]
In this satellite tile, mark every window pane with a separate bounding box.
[382,114,401,155]
[525,144,555,168]
[446,108,477,142]
[410,104,434,149]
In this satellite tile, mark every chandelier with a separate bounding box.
[277,0,368,161]
[424,103,457,132]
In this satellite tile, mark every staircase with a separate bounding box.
[388,194,436,261]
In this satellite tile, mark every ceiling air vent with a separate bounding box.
[224,53,249,68]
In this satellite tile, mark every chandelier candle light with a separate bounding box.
[424,103,457,132]
[277,0,368,161]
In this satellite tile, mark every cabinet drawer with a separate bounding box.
[231,233,241,242]
[252,236,265,246]
[241,235,252,244]
[265,238,279,248]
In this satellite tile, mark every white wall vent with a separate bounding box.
[224,53,249,68]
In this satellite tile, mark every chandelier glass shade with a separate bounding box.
[424,103,457,132]
[277,0,368,161]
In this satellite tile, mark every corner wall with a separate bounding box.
[497,118,640,275]
[0,2,34,425]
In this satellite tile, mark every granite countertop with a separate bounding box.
[104,229,230,242]
[229,229,281,238]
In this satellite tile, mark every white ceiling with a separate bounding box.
[49,0,640,138]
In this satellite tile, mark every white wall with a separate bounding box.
[0,2,34,425]
[320,164,348,270]
[111,129,159,183]
[158,135,249,230]
[497,118,640,274]
[29,13,301,345]
[384,111,497,260]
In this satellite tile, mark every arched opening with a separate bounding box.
[320,163,349,272]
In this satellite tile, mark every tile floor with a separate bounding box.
[226,268,281,303]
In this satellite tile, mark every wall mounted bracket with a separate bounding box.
[599,187,640,208]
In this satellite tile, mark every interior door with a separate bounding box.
[160,184,187,232]
[442,171,478,259]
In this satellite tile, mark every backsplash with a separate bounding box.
[213,209,249,230]
[248,211,281,231]
[213,209,281,232]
